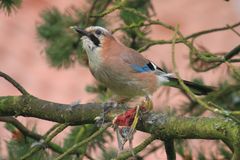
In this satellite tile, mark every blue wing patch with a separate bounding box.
[131,64,154,73]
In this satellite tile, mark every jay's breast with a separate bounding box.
[89,66,158,98]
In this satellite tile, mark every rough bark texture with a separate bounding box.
[0,95,240,159]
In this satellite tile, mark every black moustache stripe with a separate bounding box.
[89,34,100,47]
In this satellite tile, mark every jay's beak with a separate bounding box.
[70,26,90,37]
[70,26,101,46]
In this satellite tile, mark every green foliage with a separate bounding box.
[197,151,207,160]
[175,140,193,159]
[0,0,22,14]
[37,7,85,68]
[86,83,107,95]
[4,123,16,132]
[86,83,111,101]
[7,138,49,160]
[3,123,114,159]
[37,0,108,68]
[4,123,50,160]
[219,146,232,160]
[37,0,153,68]
[98,148,117,160]
[62,124,113,159]
[119,0,151,49]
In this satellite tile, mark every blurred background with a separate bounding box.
[0,0,239,159]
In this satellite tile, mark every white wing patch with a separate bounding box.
[144,61,174,84]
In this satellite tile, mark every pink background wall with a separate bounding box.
[0,0,239,159]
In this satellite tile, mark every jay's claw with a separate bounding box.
[95,101,118,127]
[128,105,140,138]
[141,96,153,111]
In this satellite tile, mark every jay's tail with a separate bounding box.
[166,77,214,95]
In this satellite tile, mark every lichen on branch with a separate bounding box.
[0,95,239,159]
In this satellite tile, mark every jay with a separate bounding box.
[71,26,212,98]
[71,26,213,150]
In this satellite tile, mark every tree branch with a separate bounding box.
[224,44,240,60]
[20,123,68,160]
[0,95,239,159]
[0,116,64,154]
[0,71,29,95]
[186,22,240,39]
[164,139,176,160]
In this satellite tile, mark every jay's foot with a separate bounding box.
[95,100,118,127]
[141,96,153,111]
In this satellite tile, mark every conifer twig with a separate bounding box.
[115,135,156,160]
[171,25,240,124]
[90,4,122,17]
[54,123,111,160]
[20,123,69,160]
[0,116,65,154]
[186,22,240,39]
[0,71,29,95]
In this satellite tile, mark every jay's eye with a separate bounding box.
[95,29,102,35]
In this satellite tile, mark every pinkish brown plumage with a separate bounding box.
[71,26,214,98]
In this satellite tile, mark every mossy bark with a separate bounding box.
[0,95,239,159]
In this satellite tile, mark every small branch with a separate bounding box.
[92,4,240,68]
[0,116,64,154]
[142,144,163,158]
[172,27,240,124]
[138,22,240,52]
[164,139,176,160]
[224,44,240,61]
[227,62,240,81]
[120,7,240,39]
[0,117,90,156]
[116,135,156,160]
[91,4,122,18]
[44,123,61,138]
[171,25,240,159]
[20,123,69,160]
[45,124,69,145]
[228,58,240,63]
[186,22,240,39]
[207,101,240,120]
[228,24,240,37]
[87,0,112,25]
[0,116,41,139]
[122,7,174,31]
[54,123,111,160]
[85,0,98,25]
[85,153,95,160]
[126,12,240,73]
[0,71,29,95]
[138,39,172,52]
[112,21,152,33]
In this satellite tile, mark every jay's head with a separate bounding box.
[71,26,112,53]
